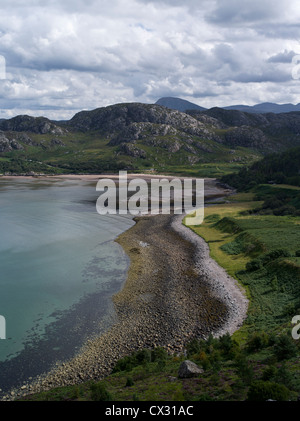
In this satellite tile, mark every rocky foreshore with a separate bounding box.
[2,210,248,401]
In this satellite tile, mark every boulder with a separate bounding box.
[178,360,204,379]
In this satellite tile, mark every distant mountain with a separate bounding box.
[155,97,206,112]
[156,97,300,114]
[224,102,300,114]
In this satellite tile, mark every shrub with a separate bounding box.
[90,383,113,401]
[262,365,278,381]
[112,348,153,373]
[198,351,210,370]
[246,249,292,272]
[186,338,201,357]
[246,332,269,353]
[261,249,292,264]
[218,333,239,359]
[273,205,297,216]
[283,303,297,317]
[273,335,298,361]
[274,363,294,389]
[247,380,290,401]
[234,353,254,385]
[135,349,151,365]
[155,359,166,371]
[151,346,168,362]
[246,259,262,272]
[126,377,134,387]
[112,355,135,373]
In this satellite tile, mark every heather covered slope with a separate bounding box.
[1,102,300,176]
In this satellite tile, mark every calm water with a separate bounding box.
[0,177,134,394]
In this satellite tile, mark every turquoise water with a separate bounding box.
[0,178,134,392]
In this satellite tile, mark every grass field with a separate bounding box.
[185,191,300,339]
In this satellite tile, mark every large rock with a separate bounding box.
[0,115,66,135]
[0,133,23,152]
[178,360,204,379]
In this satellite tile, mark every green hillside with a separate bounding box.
[2,102,300,177]
[221,147,300,190]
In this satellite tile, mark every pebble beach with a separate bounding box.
[1,178,248,400]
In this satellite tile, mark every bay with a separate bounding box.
[0,177,134,394]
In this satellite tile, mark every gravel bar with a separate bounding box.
[3,211,248,400]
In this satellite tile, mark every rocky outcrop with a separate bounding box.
[0,115,66,135]
[2,102,300,171]
[50,138,66,147]
[119,143,146,158]
[178,360,204,378]
[198,107,270,128]
[69,103,216,141]
[224,126,270,150]
[68,102,300,155]
[0,132,23,152]
[109,122,178,145]
[190,107,300,150]
[15,133,36,146]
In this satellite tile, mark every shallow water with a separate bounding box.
[0,178,134,393]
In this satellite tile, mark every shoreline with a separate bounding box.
[4,208,248,400]
[0,173,211,182]
[0,177,247,400]
[172,215,248,337]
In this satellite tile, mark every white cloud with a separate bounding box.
[0,0,300,118]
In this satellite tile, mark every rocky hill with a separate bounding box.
[1,102,300,176]
[0,115,66,135]
[188,108,300,150]
[67,102,300,152]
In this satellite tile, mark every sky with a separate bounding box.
[1,0,300,120]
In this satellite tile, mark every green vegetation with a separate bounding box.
[186,196,300,334]
[19,180,300,402]
[0,129,259,177]
[0,133,130,175]
[251,184,300,216]
[221,146,300,190]
[4,109,300,401]
[0,103,268,177]
[20,332,300,401]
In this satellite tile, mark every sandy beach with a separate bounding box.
[0,177,248,400]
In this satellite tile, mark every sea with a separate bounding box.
[0,177,135,395]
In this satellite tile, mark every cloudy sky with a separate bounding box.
[1,0,300,119]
